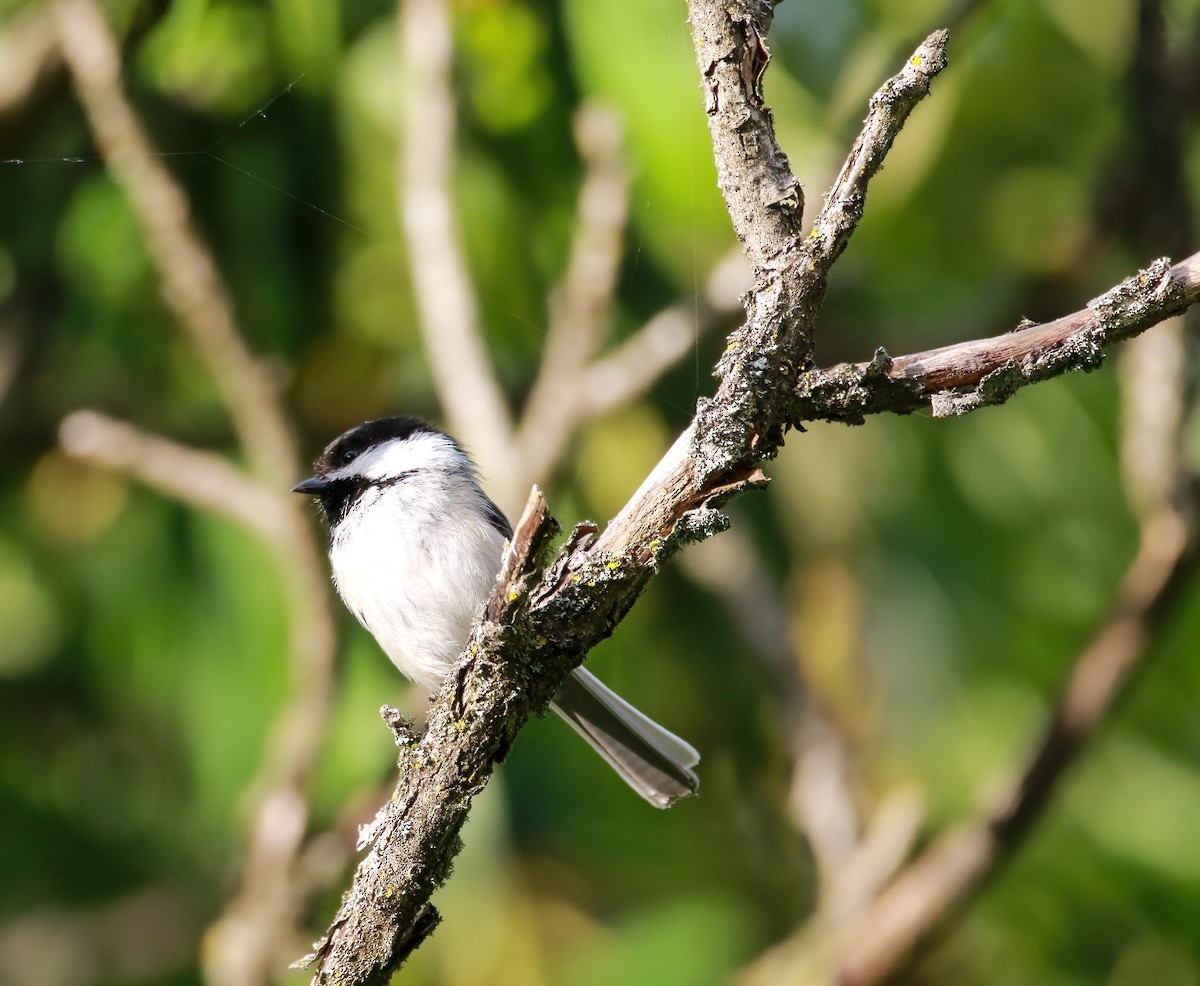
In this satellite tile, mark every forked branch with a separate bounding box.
[296,5,1199,984]
[301,15,956,982]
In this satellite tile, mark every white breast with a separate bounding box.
[328,477,508,693]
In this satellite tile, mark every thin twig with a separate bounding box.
[397,0,516,497]
[51,0,296,487]
[515,104,630,489]
[837,507,1197,986]
[58,411,290,543]
[808,30,951,272]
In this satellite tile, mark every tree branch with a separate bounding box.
[807,30,951,272]
[397,0,516,496]
[577,260,745,421]
[0,5,60,117]
[58,410,290,544]
[51,0,297,487]
[794,252,1200,422]
[515,104,631,488]
[301,3,1200,979]
[303,14,950,981]
[52,5,339,981]
[836,506,1198,986]
[299,489,560,985]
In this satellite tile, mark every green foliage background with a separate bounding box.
[3,0,1200,984]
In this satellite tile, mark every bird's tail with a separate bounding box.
[550,668,700,808]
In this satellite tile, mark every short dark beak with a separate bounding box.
[292,475,330,495]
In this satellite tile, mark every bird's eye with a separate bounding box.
[340,448,357,465]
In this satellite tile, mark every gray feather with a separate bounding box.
[552,668,700,808]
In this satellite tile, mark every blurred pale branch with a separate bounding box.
[0,5,60,117]
[0,887,196,986]
[52,0,295,488]
[50,2,338,984]
[579,267,744,420]
[680,531,903,912]
[836,506,1197,986]
[58,411,290,544]
[397,0,748,513]
[516,104,631,486]
[0,325,16,413]
[397,0,518,497]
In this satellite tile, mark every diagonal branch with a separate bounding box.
[58,410,290,544]
[515,104,631,488]
[52,5,338,982]
[51,0,297,488]
[836,505,1198,986]
[794,252,1200,422]
[397,0,516,495]
[302,5,1200,981]
[807,29,951,271]
[303,16,952,982]
[300,489,560,985]
[0,5,60,117]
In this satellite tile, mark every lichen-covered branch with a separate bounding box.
[807,30,950,272]
[594,27,950,561]
[794,252,1200,422]
[301,0,1200,978]
[300,489,560,985]
[303,13,949,982]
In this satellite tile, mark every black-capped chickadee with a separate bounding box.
[293,416,700,807]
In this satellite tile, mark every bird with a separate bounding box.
[293,415,700,807]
